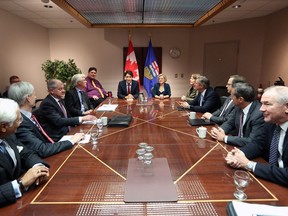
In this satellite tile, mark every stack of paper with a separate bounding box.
[96,104,118,112]
[227,201,288,216]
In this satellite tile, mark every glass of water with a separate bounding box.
[90,127,99,144]
[96,119,103,133]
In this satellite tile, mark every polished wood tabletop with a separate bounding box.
[2,98,288,216]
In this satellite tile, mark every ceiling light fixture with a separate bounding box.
[232,5,241,9]
[44,5,53,8]
[41,0,50,3]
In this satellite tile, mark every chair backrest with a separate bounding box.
[214,86,229,97]
[220,96,228,106]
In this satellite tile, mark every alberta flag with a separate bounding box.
[144,39,159,97]
[124,39,139,85]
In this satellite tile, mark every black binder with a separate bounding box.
[108,115,132,127]
[188,118,215,126]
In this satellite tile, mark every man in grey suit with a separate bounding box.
[8,81,85,158]
[211,82,265,147]
[202,75,245,125]
[225,86,288,187]
[0,98,49,207]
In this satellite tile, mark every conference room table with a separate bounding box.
[2,98,288,216]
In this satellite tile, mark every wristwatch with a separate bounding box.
[246,161,256,172]
[17,179,27,193]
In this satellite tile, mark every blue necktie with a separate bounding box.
[199,94,203,106]
[269,126,281,166]
[0,141,14,166]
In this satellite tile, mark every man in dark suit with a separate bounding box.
[211,82,265,147]
[38,79,96,142]
[179,75,221,113]
[225,86,288,187]
[8,81,85,158]
[202,75,245,125]
[2,75,21,98]
[65,74,94,117]
[117,70,139,99]
[0,98,49,207]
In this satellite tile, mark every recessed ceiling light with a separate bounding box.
[41,0,50,3]
[44,5,53,8]
[232,5,241,9]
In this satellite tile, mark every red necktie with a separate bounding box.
[31,115,55,143]
[127,83,131,94]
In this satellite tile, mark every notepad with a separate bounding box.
[96,104,118,112]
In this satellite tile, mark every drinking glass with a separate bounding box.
[143,152,153,165]
[233,170,250,200]
[90,128,99,144]
[138,142,148,149]
[145,145,154,153]
[136,148,146,161]
[96,119,103,133]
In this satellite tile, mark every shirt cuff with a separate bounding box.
[224,135,228,143]
[12,180,22,199]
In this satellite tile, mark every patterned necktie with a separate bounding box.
[92,80,104,98]
[127,83,131,94]
[31,115,55,143]
[58,100,68,118]
[269,126,281,166]
[238,111,244,137]
[0,141,14,166]
[80,91,89,111]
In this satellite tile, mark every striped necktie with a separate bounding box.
[31,115,55,143]
[238,111,244,137]
[92,80,104,98]
[269,126,281,166]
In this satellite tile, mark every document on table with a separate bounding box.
[59,134,91,144]
[96,104,118,112]
[227,201,288,216]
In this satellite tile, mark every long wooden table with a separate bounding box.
[2,98,288,216]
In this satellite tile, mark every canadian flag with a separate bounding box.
[124,39,140,85]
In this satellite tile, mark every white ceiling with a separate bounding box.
[0,0,287,29]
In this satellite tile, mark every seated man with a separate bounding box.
[117,70,139,100]
[38,79,96,142]
[211,82,265,147]
[65,74,94,117]
[2,75,21,98]
[8,81,85,158]
[202,75,245,125]
[0,98,49,207]
[85,67,108,108]
[180,75,221,113]
[225,86,288,187]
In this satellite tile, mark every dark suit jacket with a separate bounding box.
[152,83,171,97]
[65,88,94,117]
[241,123,288,187]
[117,80,139,99]
[0,134,49,207]
[188,87,221,113]
[38,94,80,142]
[220,100,265,147]
[210,96,235,125]
[15,114,73,158]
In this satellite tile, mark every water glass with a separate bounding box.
[233,170,250,200]
[143,153,153,165]
[136,148,146,161]
[90,128,99,144]
[96,119,103,133]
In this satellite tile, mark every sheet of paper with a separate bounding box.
[59,134,91,144]
[231,201,288,216]
[82,120,97,124]
[96,104,118,112]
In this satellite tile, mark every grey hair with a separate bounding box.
[8,81,34,106]
[196,76,210,88]
[47,79,61,90]
[0,98,19,127]
[264,86,288,105]
[71,74,85,88]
